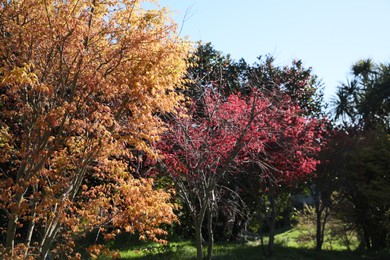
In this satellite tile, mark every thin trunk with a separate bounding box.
[39,200,61,259]
[206,204,213,260]
[230,214,241,241]
[267,187,276,257]
[259,222,266,257]
[24,200,37,259]
[38,160,90,258]
[321,208,330,248]
[6,189,27,253]
[40,218,61,260]
[194,180,213,260]
[6,213,17,255]
[195,220,203,260]
[316,209,323,251]
[315,192,323,251]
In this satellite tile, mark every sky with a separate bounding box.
[157,0,390,102]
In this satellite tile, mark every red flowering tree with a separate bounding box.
[244,101,324,255]
[158,88,324,260]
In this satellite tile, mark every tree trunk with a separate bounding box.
[231,210,246,241]
[206,204,214,260]
[195,220,203,260]
[267,188,276,256]
[6,213,18,255]
[24,217,36,258]
[6,189,27,254]
[40,219,61,260]
[24,201,37,258]
[259,222,267,257]
[315,209,323,251]
[315,192,323,251]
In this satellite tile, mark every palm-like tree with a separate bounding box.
[331,59,390,130]
[331,78,359,124]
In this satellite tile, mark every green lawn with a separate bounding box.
[273,228,357,250]
[94,228,389,260]
[114,240,389,260]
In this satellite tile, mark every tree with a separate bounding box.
[244,57,326,255]
[332,59,390,129]
[245,96,324,256]
[177,43,326,258]
[185,42,249,99]
[158,85,323,259]
[308,124,341,251]
[323,129,390,251]
[328,59,390,251]
[247,57,324,116]
[0,0,189,258]
[158,89,269,260]
[345,132,390,250]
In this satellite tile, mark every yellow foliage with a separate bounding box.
[0,126,13,163]
[0,0,188,258]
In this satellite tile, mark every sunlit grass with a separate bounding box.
[117,241,263,260]
[115,239,388,260]
[94,227,385,259]
[118,241,197,259]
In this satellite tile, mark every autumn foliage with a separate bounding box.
[157,87,324,259]
[0,0,188,258]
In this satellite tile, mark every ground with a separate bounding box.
[90,227,389,259]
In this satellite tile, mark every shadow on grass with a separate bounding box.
[75,227,389,259]
[209,244,388,260]
[116,239,390,260]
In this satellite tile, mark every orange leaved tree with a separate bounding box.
[0,0,188,258]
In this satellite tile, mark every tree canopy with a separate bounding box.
[0,0,189,258]
[157,43,326,258]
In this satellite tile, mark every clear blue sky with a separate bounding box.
[158,0,390,102]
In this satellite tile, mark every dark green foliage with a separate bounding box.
[315,127,390,251]
[185,43,325,117]
[332,59,390,129]
[248,58,324,116]
[185,42,250,99]
[318,59,390,251]
[340,132,390,250]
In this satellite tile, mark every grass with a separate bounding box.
[95,228,389,260]
[113,240,389,260]
[82,206,381,259]
[276,228,359,251]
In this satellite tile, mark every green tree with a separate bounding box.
[329,59,390,251]
[332,59,390,129]
[185,42,249,99]
[335,130,390,250]
[183,43,326,257]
